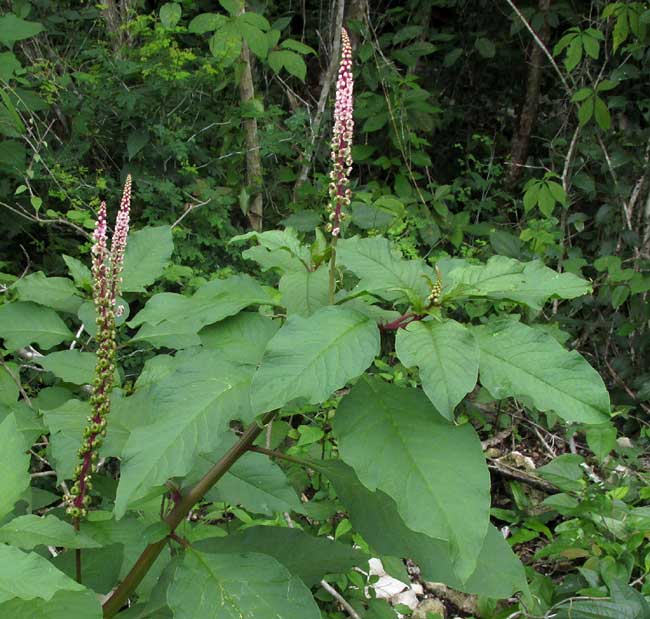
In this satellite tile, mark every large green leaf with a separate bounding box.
[0,14,44,48]
[0,302,73,350]
[52,545,123,596]
[250,306,380,414]
[167,550,320,619]
[195,526,368,587]
[337,236,434,304]
[314,459,528,597]
[190,435,303,516]
[0,590,102,619]
[13,272,83,313]
[232,228,311,274]
[37,350,96,384]
[0,413,30,519]
[122,226,174,292]
[446,256,591,310]
[332,378,490,580]
[0,362,19,405]
[395,319,479,419]
[279,265,329,316]
[473,320,610,423]
[114,353,255,517]
[0,545,87,603]
[130,275,277,348]
[199,312,279,365]
[0,514,100,549]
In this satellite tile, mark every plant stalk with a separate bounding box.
[101,410,276,618]
[328,237,338,304]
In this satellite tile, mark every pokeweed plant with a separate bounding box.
[0,28,612,619]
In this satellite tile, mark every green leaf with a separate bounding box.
[114,353,254,517]
[250,306,380,414]
[337,236,434,304]
[395,319,479,419]
[127,131,149,160]
[315,459,527,597]
[122,226,174,292]
[160,3,182,28]
[0,362,19,405]
[586,423,617,462]
[130,275,277,348]
[578,97,594,126]
[0,589,102,619]
[281,39,316,54]
[195,526,368,587]
[333,378,490,580]
[594,96,611,130]
[0,301,73,350]
[37,350,96,384]
[547,180,568,206]
[571,87,594,103]
[446,255,591,310]
[62,254,92,290]
[239,12,271,31]
[474,37,496,58]
[267,50,307,80]
[219,0,240,16]
[582,33,600,59]
[537,185,556,217]
[473,320,610,423]
[0,51,21,82]
[52,545,124,597]
[523,181,541,213]
[0,545,87,603]
[0,514,101,549]
[610,285,630,309]
[193,438,302,515]
[200,312,279,365]
[13,272,82,313]
[188,13,226,34]
[279,265,329,316]
[167,550,320,619]
[0,14,43,49]
[239,22,268,59]
[537,454,585,492]
[0,413,30,519]
[564,36,583,71]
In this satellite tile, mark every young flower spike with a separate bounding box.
[327,28,354,237]
[65,177,131,521]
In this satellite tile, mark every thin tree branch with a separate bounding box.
[321,580,363,619]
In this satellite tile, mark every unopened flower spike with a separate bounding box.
[65,177,131,522]
[427,266,443,307]
[327,27,354,238]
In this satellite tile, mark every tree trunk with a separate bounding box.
[507,0,551,187]
[237,3,264,231]
[103,0,133,54]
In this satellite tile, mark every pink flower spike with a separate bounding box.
[110,174,132,306]
[327,28,354,238]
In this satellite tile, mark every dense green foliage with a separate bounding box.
[1,1,649,618]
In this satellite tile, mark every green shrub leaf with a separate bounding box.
[396,319,479,419]
[167,550,320,619]
[0,302,73,350]
[474,320,610,423]
[250,306,380,414]
[333,378,490,581]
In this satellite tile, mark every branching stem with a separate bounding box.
[101,410,276,618]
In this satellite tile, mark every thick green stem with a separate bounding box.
[328,236,338,304]
[101,411,276,618]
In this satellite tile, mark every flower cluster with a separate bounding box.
[65,176,131,520]
[327,28,354,237]
[427,266,443,307]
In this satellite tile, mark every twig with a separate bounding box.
[69,324,85,350]
[320,579,363,619]
[294,0,345,195]
[503,0,573,97]
[487,459,557,493]
[0,355,32,408]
